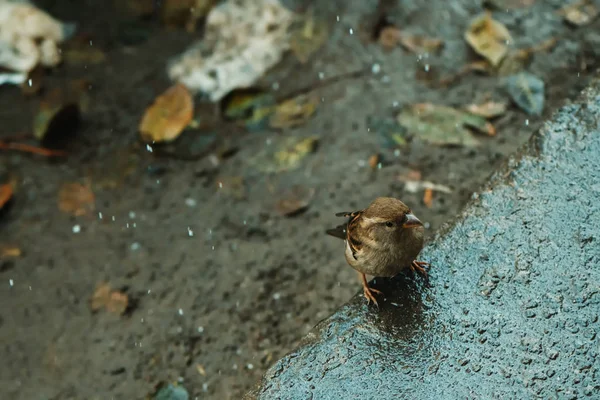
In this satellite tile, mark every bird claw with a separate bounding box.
[363,285,383,306]
[410,260,429,277]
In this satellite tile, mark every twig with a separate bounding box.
[0,141,67,157]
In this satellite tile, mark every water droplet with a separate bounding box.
[178,308,184,316]
[28,79,32,87]
[98,212,103,219]
[146,144,153,153]
[72,225,81,233]
[188,227,194,237]
[525,119,529,126]
[185,198,197,207]
[371,63,381,74]
[336,15,340,22]
[318,72,325,79]
[349,28,354,35]
[9,279,14,287]
[247,363,254,370]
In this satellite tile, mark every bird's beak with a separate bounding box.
[402,213,423,229]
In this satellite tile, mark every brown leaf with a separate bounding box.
[269,95,318,129]
[58,182,95,216]
[0,246,21,258]
[106,291,129,315]
[275,185,315,217]
[465,101,507,118]
[0,183,13,209]
[90,283,111,312]
[464,12,512,66]
[378,26,401,50]
[559,0,598,26]
[139,83,194,143]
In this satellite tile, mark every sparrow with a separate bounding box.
[326,197,428,306]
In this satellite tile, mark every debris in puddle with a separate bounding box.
[274,185,315,217]
[196,364,206,376]
[139,83,194,143]
[376,25,442,54]
[269,94,319,129]
[464,12,513,67]
[90,282,129,315]
[0,182,14,210]
[0,1,76,73]
[465,100,508,119]
[399,178,453,195]
[167,0,295,101]
[368,154,382,170]
[289,11,328,64]
[397,103,495,147]
[505,73,545,115]
[558,0,598,27]
[58,182,95,216]
[222,89,276,131]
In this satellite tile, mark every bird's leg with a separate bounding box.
[359,272,383,306]
[410,260,429,277]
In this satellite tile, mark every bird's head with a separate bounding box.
[361,197,424,244]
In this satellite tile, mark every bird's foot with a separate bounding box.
[363,285,383,306]
[410,260,429,277]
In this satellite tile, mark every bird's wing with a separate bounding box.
[345,211,363,259]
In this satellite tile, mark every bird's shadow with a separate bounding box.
[360,272,433,341]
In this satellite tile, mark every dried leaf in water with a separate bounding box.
[290,14,328,63]
[0,183,13,209]
[106,291,129,315]
[139,83,194,143]
[465,101,507,118]
[397,32,443,53]
[505,73,544,115]
[222,89,275,131]
[495,50,530,77]
[90,283,111,311]
[464,12,512,67]
[559,0,599,26]
[58,182,95,216]
[378,26,401,50]
[269,95,318,129]
[397,103,493,146]
[275,185,315,217]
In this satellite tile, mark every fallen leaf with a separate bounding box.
[464,12,513,67]
[378,26,400,50]
[274,185,315,217]
[273,136,319,172]
[397,32,443,53]
[290,13,329,63]
[559,0,599,26]
[423,188,433,208]
[465,101,507,118]
[106,291,129,315]
[495,50,530,77]
[269,95,318,129]
[397,103,494,146]
[216,176,246,200]
[90,283,111,311]
[90,282,129,315]
[58,182,95,216]
[505,73,545,115]
[0,246,21,258]
[0,183,13,209]
[139,83,194,143]
[222,89,275,131]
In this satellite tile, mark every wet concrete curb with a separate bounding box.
[245,78,600,399]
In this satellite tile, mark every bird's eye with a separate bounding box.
[385,221,394,228]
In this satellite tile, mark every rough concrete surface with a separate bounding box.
[247,80,600,399]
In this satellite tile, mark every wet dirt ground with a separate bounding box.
[1,0,599,399]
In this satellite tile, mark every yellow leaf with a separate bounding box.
[464,12,512,67]
[139,83,194,143]
[269,95,318,129]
